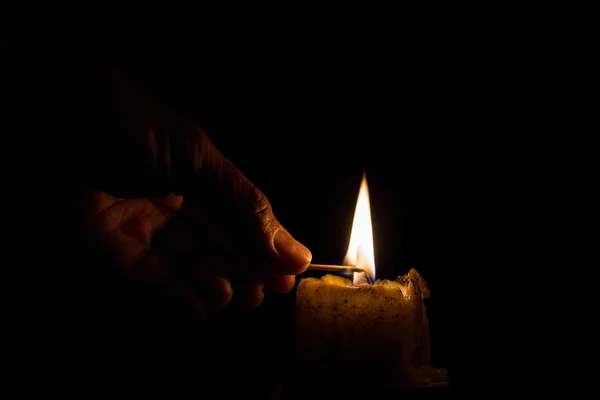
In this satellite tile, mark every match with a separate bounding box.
[307,264,365,273]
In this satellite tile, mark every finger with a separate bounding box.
[87,192,183,273]
[227,279,265,312]
[133,254,233,317]
[271,228,312,274]
[180,199,279,280]
[195,276,234,312]
[264,274,296,294]
[141,212,235,312]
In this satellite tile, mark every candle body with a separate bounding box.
[296,268,447,386]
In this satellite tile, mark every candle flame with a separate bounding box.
[344,173,376,284]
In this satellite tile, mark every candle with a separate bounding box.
[295,175,447,386]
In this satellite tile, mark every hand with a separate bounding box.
[42,51,312,317]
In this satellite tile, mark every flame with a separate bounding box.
[344,173,376,285]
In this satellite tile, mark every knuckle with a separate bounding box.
[252,190,279,236]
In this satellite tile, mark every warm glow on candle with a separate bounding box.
[344,173,376,284]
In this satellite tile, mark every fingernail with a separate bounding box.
[274,229,312,270]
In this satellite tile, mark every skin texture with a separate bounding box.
[18,41,313,318]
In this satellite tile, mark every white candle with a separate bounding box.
[295,174,447,386]
[296,269,447,386]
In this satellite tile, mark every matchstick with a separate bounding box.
[308,264,365,273]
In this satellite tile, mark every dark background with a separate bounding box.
[31,36,472,395]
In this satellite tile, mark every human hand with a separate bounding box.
[44,52,312,317]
